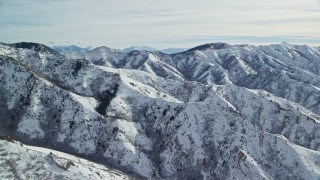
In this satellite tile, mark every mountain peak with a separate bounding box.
[90,46,118,53]
[11,42,58,54]
[185,42,231,52]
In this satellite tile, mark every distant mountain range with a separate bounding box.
[52,45,93,53]
[1,41,320,179]
[52,45,187,55]
[122,45,158,53]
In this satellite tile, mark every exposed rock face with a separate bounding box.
[0,42,320,179]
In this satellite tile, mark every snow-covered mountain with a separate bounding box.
[122,46,158,53]
[54,45,187,59]
[52,45,93,53]
[0,41,320,179]
[160,48,188,54]
[122,46,187,54]
[51,45,94,59]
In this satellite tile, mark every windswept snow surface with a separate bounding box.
[0,42,320,179]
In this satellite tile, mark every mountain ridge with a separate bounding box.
[0,41,320,179]
[52,44,188,55]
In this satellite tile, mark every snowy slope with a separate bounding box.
[84,42,320,116]
[0,139,138,179]
[0,42,320,179]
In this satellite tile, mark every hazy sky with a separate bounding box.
[0,0,320,48]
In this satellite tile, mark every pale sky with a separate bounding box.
[0,0,320,48]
